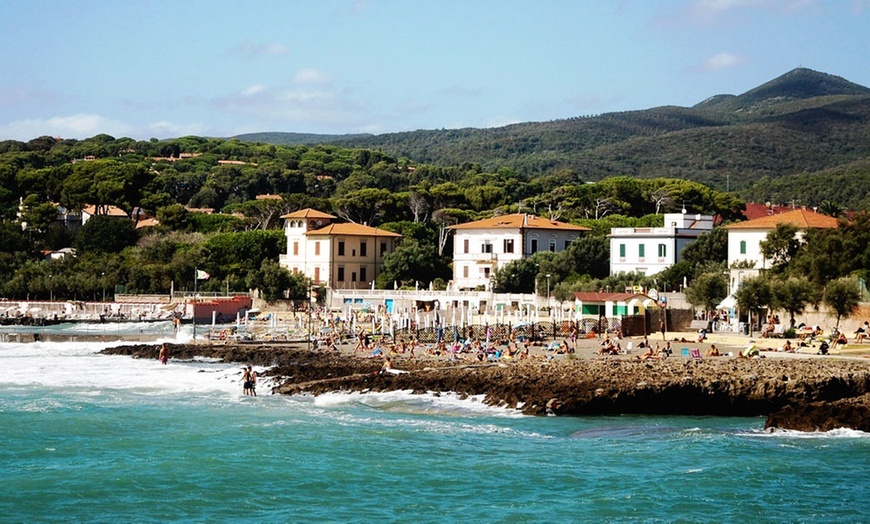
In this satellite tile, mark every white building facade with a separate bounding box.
[724,208,838,296]
[449,213,590,291]
[609,213,714,276]
[278,208,401,290]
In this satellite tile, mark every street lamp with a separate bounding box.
[545,274,551,316]
[49,274,53,302]
[308,280,314,350]
[101,272,106,302]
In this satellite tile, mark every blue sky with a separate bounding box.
[1,0,868,141]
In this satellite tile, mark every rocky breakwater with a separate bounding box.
[102,344,870,429]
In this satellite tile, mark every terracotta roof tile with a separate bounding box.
[724,208,838,230]
[449,213,590,231]
[573,292,651,302]
[82,204,128,217]
[307,223,401,237]
[280,208,337,219]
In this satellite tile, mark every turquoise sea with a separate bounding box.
[1,327,868,523]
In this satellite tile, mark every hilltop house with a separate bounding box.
[723,208,838,297]
[448,213,590,291]
[81,204,129,225]
[609,212,714,276]
[278,208,401,290]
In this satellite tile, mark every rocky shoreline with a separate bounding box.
[101,342,870,431]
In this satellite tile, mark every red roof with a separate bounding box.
[449,213,590,232]
[307,223,401,238]
[280,208,337,220]
[741,203,794,221]
[725,208,838,230]
[573,292,654,303]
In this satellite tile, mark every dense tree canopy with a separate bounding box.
[0,133,864,304]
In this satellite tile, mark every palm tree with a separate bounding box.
[818,200,842,218]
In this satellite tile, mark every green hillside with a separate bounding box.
[233,68,870,208]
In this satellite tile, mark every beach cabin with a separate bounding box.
[572,292,660,336]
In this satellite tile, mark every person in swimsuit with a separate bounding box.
[242,367,252,396]
[247,366,257,397]
[159,344,168,365]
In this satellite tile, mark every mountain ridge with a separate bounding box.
[232,68,870,202]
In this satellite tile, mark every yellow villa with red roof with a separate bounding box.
[448,213,590,291]
[278,209,401,289]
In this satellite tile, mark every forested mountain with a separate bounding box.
[3,68,870,302]
[0,131,747,300]
[234,68,870,210]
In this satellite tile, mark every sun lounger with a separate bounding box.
[690,348,702,359]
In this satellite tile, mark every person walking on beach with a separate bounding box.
[659,319,666,341]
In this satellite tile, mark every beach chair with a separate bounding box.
[690,348,702,359]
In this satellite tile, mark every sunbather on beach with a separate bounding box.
[638,344,662,361]
[705,344,721,357]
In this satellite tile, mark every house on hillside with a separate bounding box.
[278,208,401,290]
[609,212,714,276]
[723,208,838,296]
[81,204,128,225]
[448,213,590,291]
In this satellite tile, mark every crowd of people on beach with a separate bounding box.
[346,328,573,364]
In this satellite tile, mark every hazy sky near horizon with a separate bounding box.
[1,0,868,141]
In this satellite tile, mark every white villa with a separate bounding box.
[448,213,590,291]
[723,208,838,296]
[278,208,401,289]
[609,212,714,276]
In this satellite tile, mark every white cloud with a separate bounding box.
[0,114,132,140]
[293,68,331,85]
[231,42,289,57]
[0,113,213,141]
[146,120,208,138]
[662,0,817,25]
[693,52,747,72]
[213,80,372,132]
[241,84,267,97]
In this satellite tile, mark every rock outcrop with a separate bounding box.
[765,393,870,432]
[103,344,870,426]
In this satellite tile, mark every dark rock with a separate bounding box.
[102,343,870,424]
[765,393,870,432]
